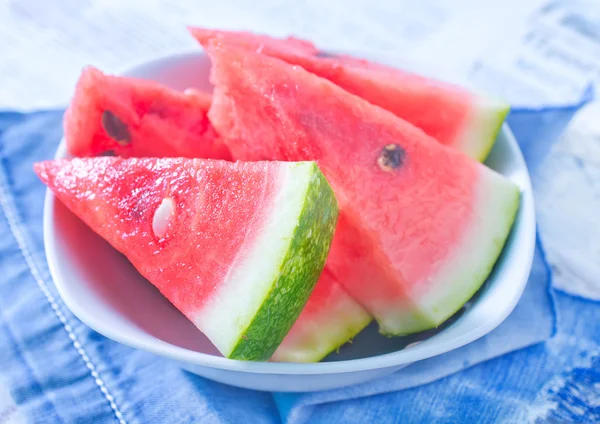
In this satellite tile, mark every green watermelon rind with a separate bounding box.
[271,293,372,363]
[312,312,372,362]
[461,97,511,163]
[228,163,339,361]
[377,171,521,336]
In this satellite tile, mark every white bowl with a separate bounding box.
[43,51,536,392]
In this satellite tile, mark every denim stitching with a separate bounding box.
[0,176,128,424]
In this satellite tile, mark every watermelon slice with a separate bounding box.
[35,157,338,360]
[272,269,371,363]
[190,27,508,161]
[64,67,231,160]
[207,45,521,335]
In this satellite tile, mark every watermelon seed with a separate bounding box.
[98,150,116,157]
[101,111,131,146]
[152,197,175,239]
[378,144,405,172]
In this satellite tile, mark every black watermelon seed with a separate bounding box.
[98,149,116,156]
[378,144,406,172]
[101,111,131,146]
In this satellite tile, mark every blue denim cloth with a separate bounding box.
[0,102,597,423]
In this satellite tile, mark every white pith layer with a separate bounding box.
[457,95,510,161]
[416,165,520,322]
[193,163,312,357]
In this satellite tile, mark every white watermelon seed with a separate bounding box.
[152,197,175,239]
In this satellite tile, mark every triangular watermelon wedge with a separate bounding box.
[64,67,231,160]
[190,27,508,161]
[35,157,338,361]
[207,44,520,335]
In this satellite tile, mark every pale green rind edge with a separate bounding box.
[376,306,436,337]
[378,179,521,336]
[271,302,372,363]
[228,163,339,361]
[426,183,522,326]
[461,97,511,163]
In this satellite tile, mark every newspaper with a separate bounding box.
[0,0,598,300]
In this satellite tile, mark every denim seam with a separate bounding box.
[0,171,128,424]
[0,306,64,423]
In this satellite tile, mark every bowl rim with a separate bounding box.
[43,50,536,375]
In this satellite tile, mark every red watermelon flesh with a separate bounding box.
[35,157,338,360]
[188,26,318,58]
[190,28,508,161]
[64,67,231,160]
[207,45,520,335]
